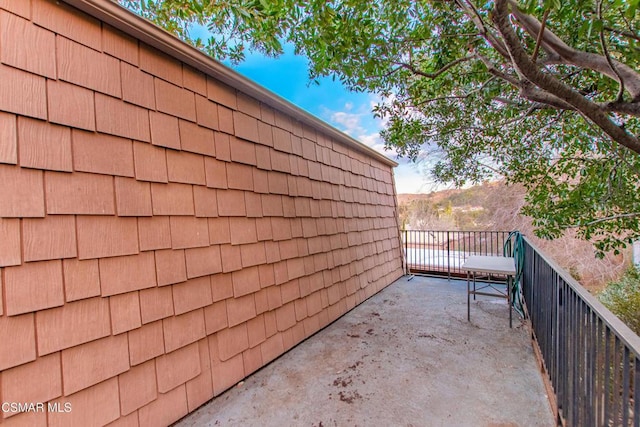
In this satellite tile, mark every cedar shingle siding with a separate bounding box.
[0,0,403,424]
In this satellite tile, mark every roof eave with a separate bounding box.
[63,0,399,168]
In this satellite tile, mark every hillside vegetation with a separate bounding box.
[398,181,630,291]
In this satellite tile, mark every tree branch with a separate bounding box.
[519,110,566,149]
[473,52,519,85]
[415,76,498,106]
[509,0,640,101]
[577,212,640,227]
[495,104,540,129]
[598,0,625,102]
[518,81,576,110]
[600,100,640,117]
[530,9,550,63]
[493,0,640,155]
[394,55,474,79]
[455,0,511,59]
[475,52,575,110]
[604,26,640,43]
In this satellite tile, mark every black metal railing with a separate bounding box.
[522,237,640,426]
[401,230,640,425]
[401,229,511,278]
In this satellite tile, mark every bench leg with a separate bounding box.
[467,270,470,322]
[508,276,512,328]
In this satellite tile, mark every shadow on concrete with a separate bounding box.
[176,275,555,427]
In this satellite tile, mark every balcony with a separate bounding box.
[177,230,640,426]
[177,274,554,426]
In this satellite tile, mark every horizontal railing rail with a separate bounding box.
[401,229,512,279]
[522,236,640,426]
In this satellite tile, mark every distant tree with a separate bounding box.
[407,199,457,230]
[121,0,640,255]
[398,202,410,229]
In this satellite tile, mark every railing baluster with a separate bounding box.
[403,230,407,273]
[605,327,612,425]
[446,231,450,280]
[586,308,595,427]
[556,273,563,417]
[614,336,622,425]
[570,285,577,426]
[623,346,630,426]
[574,293,581,426]
[490,231,493,256]
[596,317,604,426]
[634,356,640,427]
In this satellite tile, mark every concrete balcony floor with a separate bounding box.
[176,275,555,427]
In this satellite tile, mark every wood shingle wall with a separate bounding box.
[0,0,403,425]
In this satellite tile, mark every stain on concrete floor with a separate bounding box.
[175,275,555,427]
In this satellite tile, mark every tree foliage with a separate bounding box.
[121,0,640,256]
[599,266,640,334]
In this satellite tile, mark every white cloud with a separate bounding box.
[320,95,440,194]
[357,133,386,153]
[330,111,363,136]
[321,96,400,157]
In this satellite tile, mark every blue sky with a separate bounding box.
[227,45,431,194]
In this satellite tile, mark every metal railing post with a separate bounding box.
[446,230,451,280]
[404,230,408,274]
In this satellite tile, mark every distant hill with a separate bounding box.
[396,181,630,291]
[397,181,502,209]
[397,189,461,205]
